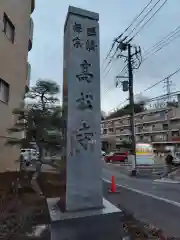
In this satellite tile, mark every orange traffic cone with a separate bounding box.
[110,176,117,193]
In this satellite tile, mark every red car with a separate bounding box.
[105,152,128,163]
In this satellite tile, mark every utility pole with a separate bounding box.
[164,77,172,142]
[116,41,141,176]
[164,77,172,102]
[127,44,137,176]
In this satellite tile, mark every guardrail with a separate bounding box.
[136,164,165,178]
[107,163,165,178]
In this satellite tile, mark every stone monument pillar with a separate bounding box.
[64,5,102,212]
[47,6,124,240]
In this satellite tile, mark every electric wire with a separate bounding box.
[108,68,180,112]
[115,0,154,41]
[101,0,157,77]
[130,0,168,40]
[144,25,180,56]
[143,28,180,61]
[101,0,168,101]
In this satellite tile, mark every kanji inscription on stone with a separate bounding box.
[73,37,83,48]
[76,60,93,83]
[73,22,82,34]
[76,92,93,110]
[87,27,96,36]
[86,39,97,52]
[76,121,94,150]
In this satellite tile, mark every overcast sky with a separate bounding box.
[28,0,180,114]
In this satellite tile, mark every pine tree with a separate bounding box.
[6,79,64,195]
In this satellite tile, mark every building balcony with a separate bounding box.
[135,116,144,124]
[107,123,114,128]
[31,0,35,13]
[101,134,116,141]
[152,127,165,132]
[28,18,34,51]
[114,121,121,127]
[171,123,180,130]
[143,113,167,122]
[136,126,167,134]
[106,131,115,136]
[115,130,130,136]
[152,137,168,143]
[136,127,150,133]
[136,137,151,143]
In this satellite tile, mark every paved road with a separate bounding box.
[103,163,180,203]
[103,163,180,238]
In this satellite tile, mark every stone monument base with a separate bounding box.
[47,198,125,240]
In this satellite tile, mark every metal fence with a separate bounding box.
[107,163,165,178]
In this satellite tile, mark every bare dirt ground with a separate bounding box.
[122,210,176,239]
[0,170,64,239]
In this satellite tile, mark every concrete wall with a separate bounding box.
[0,0,33,171]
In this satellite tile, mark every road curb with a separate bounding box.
[154,179,180,184]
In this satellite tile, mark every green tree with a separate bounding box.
[121,140,132,150]
[106,102,145,119]
[7,79,63,195]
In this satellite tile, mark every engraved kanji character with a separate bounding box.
[73,22,82,34]
[76,92,93,110]
[76,60,94,83]
[87,27,96,36]
[73,37,83,48]
[76,121,94,150]
[86,39,97,52]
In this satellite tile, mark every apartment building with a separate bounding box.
[0,0,35,171]
[101,103,180,152]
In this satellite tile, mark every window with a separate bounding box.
[108,128,113,132]
[138,126,143,132]
[158,134,165,140]
[163,124,168,130]
[3,13,15,43]
[103,129,107,134]
[0,79,9,103]
[172,131,179,137]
